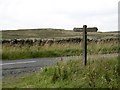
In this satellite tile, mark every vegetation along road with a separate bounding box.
[2,53,118,77]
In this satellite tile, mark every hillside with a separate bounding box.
[1,28,118,39]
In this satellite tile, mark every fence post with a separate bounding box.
[83,25,87,66]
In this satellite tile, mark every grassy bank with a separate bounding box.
[2,41,119,60]
[2,56,120,88]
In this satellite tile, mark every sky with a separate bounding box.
[0,0,119,32]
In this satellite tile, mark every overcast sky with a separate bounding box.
[0,0,119,31]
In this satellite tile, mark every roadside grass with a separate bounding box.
[2,41,119,60]
[2,56,120,88]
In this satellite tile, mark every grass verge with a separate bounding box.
[2,56,120,88]
[2,41,119,60]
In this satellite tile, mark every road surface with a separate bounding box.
[1,53,118,77]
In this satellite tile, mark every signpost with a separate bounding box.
[83,25,87,66]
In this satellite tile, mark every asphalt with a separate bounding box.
[2,56,81,77]
[1,53,118,77]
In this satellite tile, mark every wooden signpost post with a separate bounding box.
[83,25,87,66]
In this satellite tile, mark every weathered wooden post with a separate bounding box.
[83,25,87,65]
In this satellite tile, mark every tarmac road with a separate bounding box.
[1,53,118,77]
[2,56,81,77]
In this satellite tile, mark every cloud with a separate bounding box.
[0,0,118,31]
[119,1,120,30]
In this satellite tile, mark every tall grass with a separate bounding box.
[2,41,119,60]
[2,56,120,88]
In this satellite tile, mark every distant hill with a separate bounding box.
[1,28,118,40]
[104,31,119,33]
